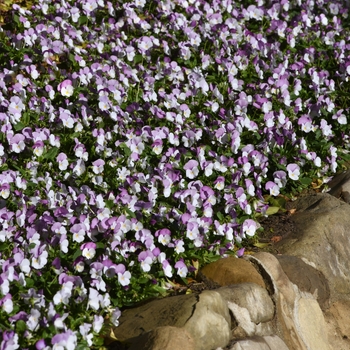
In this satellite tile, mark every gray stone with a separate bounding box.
[275,193,350,303]
[276,255,330,310]
[216,283,274,324]
[228,335,289,350]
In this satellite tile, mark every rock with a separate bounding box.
[183,290,231,350]
[128,326,195,350]
[275,193,350,303]
[276,255,330,310]
[199,256,266,289]
[111,290,231,350]
[216,283,274,324]
[326,168,350,203]
[246,252,330,350]
[216,283,275,340]
[228,335,289,350]
[323,300,350,350]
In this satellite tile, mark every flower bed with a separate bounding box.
[0,0,349,348]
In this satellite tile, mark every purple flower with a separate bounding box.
[8,134,25,153]
[51,329,77,350]
[174,260,188,277]
[265,181,280,196]
[58,79,74,97]
[183,160,199,179]
[242,219,257,237]
[80,242,96,260]
[286,163,300,180]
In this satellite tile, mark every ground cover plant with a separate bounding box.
[0,0,350,348]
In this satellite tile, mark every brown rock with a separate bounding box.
[128,326,195,350]
[199,257,266,289]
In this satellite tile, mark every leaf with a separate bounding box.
[72,248,82,260]
[192,259,199,277]
[25,278,35,288]
[43,146,59,160]
[96,242,106,249]
[271,235,282,243]
[253,242,270,248]
[216,211,224,221]
[13,122,25,131]
[16,320,26,333]
[268,196,286,209]
[265,206,280,215]
[300,177,313,186]
[124,207,136,218]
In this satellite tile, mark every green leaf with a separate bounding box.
[16,320,26,333]
[253,242,271,248]
[125,207,136,218]
[300,177,313,186]
[0,242,8,251]
[133,54,143,64]
[73,248,82,260]
[43,146,59,160]
[96,242,106,249]
[216,211,224,221]
[138,277,149,284]
[265,206,280,215]
[25,278,35,288]
[78,15,88,26]
[268,196,286,209]
[119,143,131,157]
[13,122,25,131]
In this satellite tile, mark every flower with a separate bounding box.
[58,79,74,97]
[286,163,300,180]
[175,260,188,277]
[242,219,257,237]
[81,242,97,260]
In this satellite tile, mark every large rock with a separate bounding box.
[111,290,231,350]
[199,256,266,289]
[275,193,350,303]
[128,326,195,350]
[228,335,289,350]
[275,255,330,310]
[246,252,330,350]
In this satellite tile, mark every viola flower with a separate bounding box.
[265,181,280,196]
[58,79,74,97]
[183,160,199,179]
[175,260,188,277]
[9,134,26,153]
[81,242,97,260]
[33,141,44,157]
[92,159,105,174]
[57,153,69,171]
[242,219,257,237]
[286,163,300,180]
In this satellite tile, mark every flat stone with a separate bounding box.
[199,256,266,289]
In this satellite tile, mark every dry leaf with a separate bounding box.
[271,235,282,243]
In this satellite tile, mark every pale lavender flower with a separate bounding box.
[58,79,74,97]
[286,163,300,180]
